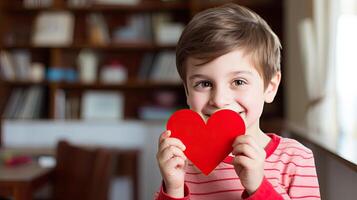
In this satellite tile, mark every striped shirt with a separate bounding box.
[156,134,321,200]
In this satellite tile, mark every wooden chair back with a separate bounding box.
[53,140,113,200]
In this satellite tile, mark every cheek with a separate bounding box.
[236,92,265,121]
[187,93,208,110]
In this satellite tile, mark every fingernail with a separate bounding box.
[166,130,171,136]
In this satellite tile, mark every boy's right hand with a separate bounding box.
[156,130,187,198]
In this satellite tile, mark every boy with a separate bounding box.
[156,3,320,200]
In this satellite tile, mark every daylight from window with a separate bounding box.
[336,14,357,137]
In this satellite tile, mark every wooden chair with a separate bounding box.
[52,140,113,200]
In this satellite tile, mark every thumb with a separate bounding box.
[159,130,171,143]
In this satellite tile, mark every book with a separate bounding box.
[2,89,23,118]
[87,13,110,45]
[0,50,36,81]
[54,89,66,119]
[152,13,184,45]
[93,0,140,6]
[71,96,80,119]
[32,87,45,118]
[137,53,155,81]
[0,50,16,80]
[12,50,31,81]
[138,106,176,120]
[77,49,98,83]
[65,95,80,119]
[154,23,184,45]
[112,14,152,43]
[24,0,53,8]
[67,0,91,8]
[32,11,74,46]
[1,88,43,119]
[18,86,44,119]
[81,91,124,120]
[150,51,181,83]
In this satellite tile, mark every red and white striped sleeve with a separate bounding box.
[277,139,321,200]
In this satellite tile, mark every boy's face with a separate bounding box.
[185,49,280,131]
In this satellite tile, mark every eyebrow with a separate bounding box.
[229,71,254,76]
[188,74,210,81]
[188,71,253,81]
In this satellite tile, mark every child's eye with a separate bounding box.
[233,79,246,86]
[195,81,212,88]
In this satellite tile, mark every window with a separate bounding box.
[336,0,357,137]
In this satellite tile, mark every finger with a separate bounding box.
[165,156,186,170]
[159,137,186,152]
[158,146,186,164]
[232,135,264,155]
[233,154,254,169]
[234,162,244,175]
[232,135,254,146]
[161,145,187,160]
[232,143,257,159]
[158,130,171,148]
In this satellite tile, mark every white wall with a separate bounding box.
[284,0,310,126]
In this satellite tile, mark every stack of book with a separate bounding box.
[55,90,124,120]
[0,50,45,82]
[32,12,75,47]
[138,51,181,83]
[23,0,53,8]
[2,86,45,119]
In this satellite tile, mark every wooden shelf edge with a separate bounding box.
[285,122,357,172]
[1,43,176,51]
[0,80,50,87]
[0,80,183,90]
[5,1,189,12]
[55,81,183,90]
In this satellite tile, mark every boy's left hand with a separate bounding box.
[232,135,266,195]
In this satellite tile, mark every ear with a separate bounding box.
[264,72,281,103]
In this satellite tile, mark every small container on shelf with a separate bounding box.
[46,67,78,82]
[77,49,98,83]
[100,60,128,84]
[30,62,45,82]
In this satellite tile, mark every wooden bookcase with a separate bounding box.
[0,1,283,199]
[0,0,284,141]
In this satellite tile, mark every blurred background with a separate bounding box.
[0,0,356,200]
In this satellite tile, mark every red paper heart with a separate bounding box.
[166,109,245,175]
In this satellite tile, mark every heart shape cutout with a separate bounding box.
[166,109,245,175]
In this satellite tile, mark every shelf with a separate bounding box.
[198,0,279,8]
[0,80,50,87]
[84,1,189,12]
[54,81,183,90]
[0,80,183,90]
[1,43,177,51]
[191,0,282,15]
[5,1,189,13]
[0,0,284,138]
[286,122,357,172]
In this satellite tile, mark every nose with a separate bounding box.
[209,86,233,109]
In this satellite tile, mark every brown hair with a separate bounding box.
[176,3,281,87]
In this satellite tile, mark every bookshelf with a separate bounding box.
[0,0,284,136]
